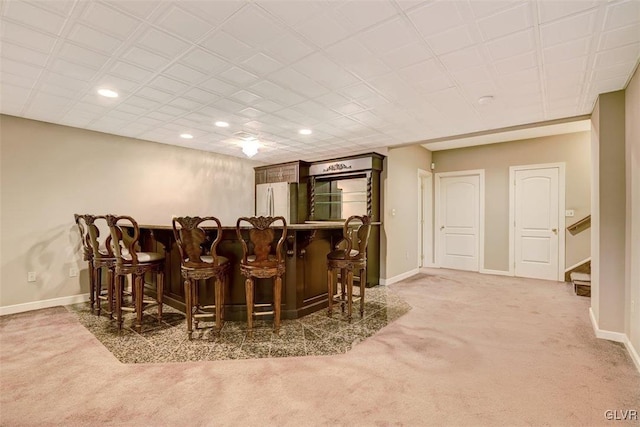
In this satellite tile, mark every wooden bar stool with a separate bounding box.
[74,214,117,317]
[106,215,165,333]
[236,216,287,334]
[327,215,372,322]
[172,216,230,339]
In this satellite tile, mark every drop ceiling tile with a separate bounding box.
[50,58,99,81]
[331,101,367,115]
[34,0,75,15]
[218,67,259,86]
[0,71,35,89]
[333,0,397,34]
[485,28,535,61]
[145,110,176,122]
[293,10,350,48]
[242,53,283,75]
[238,107,265,118]
[407,1,464,38]
[358,92,391,109]
[292,53,358,90]
[440,45,485,70]
[154,5,212,42]
[39,82,80,99]
[599,23,640,50]
[66,23,124,55]
[477,3,532,41]
[214,97,246,114]
[81,2,141,39]
[262,33,315,65]
[110,61,155,82]
[200,31,255,62]
[178,1,245,28]
[114,103,148,116]
[588,76,629,97]
[58,42,111,69]
[604,0,640,31]
[594,42,640,68]
[542,37,591,64]
[257,0,324,27]
[493,51,537,75]
[109,0,162,20]
[470,0,523,19]
[168,97,205,111]
[229,89,262,104]
[346,57,392,80]
[136,27,191,58]
[1,41,49,67]
[425,25,475,55]
[540,9,597,48]
[180,48,230,74]
[134,86,175,103]
[593,61,638,81]
[183,87,219,104]
[162,63,208,85]
[358,17,416,55]
[223,6,284,48]
[148,75,189,94]
[400,58,449,83]
[537,0,598,24]
[96,74,140,92]
[381,42,432,69]
[0,20,58,52]
[451,65,492,84]
[122,46,172,70]
[3,1,67,35]
[268,68,329,98]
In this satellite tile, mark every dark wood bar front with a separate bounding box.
[137,222,380,320]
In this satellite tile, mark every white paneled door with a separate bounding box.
[436,173,481,271]
[514,167,560,280]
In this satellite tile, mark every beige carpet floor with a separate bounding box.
[1,269,638,426]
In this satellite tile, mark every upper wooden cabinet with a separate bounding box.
[255,161,310,184]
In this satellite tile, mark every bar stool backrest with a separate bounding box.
[172,216,224,268]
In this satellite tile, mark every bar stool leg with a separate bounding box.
[274,275,282,334]
[347,269,354,323]
[327,268,334,317]
[245,278,254,333]
[157,271,163,322]
[214,276,223,332]
[134,274,144,333]
[116,274,124,331]
[107,268,114,319]
[359,268,365,318]
[341,268,347,313]
[89,260,96,313]
[95,266,103,316]
[184,278,193,339]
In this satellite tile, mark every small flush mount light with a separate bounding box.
[299,129,312,135]
[215,121,229,128]
[477,95,494,105]
[241,139,259,158]
[180,133,194,139]
[97,88,118,98]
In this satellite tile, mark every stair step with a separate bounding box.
[570,272,591,282]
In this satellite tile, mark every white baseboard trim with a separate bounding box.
[0,293,90,316]
[479,268,512,276]
[589,307,640,373]
[380,268,420,286]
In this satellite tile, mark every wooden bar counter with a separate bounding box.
[137,222,380,320]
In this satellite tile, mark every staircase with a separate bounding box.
[566,215,592,297]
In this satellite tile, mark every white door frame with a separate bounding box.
[509,163,566,280]
[417,169,434,267]
[435,169,485,271]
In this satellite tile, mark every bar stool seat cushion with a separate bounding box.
[121,251,164,263]
[185,255,229,266]
[327,249,360,260]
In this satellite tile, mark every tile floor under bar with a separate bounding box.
[66,286,411,364]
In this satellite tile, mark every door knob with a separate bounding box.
[440,226,445,231]
[552,228,557,234]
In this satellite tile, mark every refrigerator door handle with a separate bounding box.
[269,186,275,216]
[266,187,271,216]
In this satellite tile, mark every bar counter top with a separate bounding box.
[139,221,381,231]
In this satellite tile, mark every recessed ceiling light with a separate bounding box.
[241,140,259,157]
[299,129,312,135]
[215,121,229,128]
[97,88,118,98]
[180,133,193,139]
[478,95,494,105]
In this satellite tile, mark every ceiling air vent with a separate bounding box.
[233,131,257,141]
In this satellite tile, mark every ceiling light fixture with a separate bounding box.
[97,88,118,98]
[215,121,229,128]
[241,139,259,158]
[299,129,312,135]
[478,95,494,105]
[180,133,193,139]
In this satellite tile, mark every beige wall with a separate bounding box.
[0,115,256,309]
[625,66,640,357]
[432,132,591,272]
[381,145,432,279]
[591,91,626,334]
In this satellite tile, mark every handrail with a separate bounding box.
[567,215,591,235]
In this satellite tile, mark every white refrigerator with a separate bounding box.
[255,182,291,223]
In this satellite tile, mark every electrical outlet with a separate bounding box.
[565,209,575,217]
[69,267,78,277]
[27,272,37,282]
